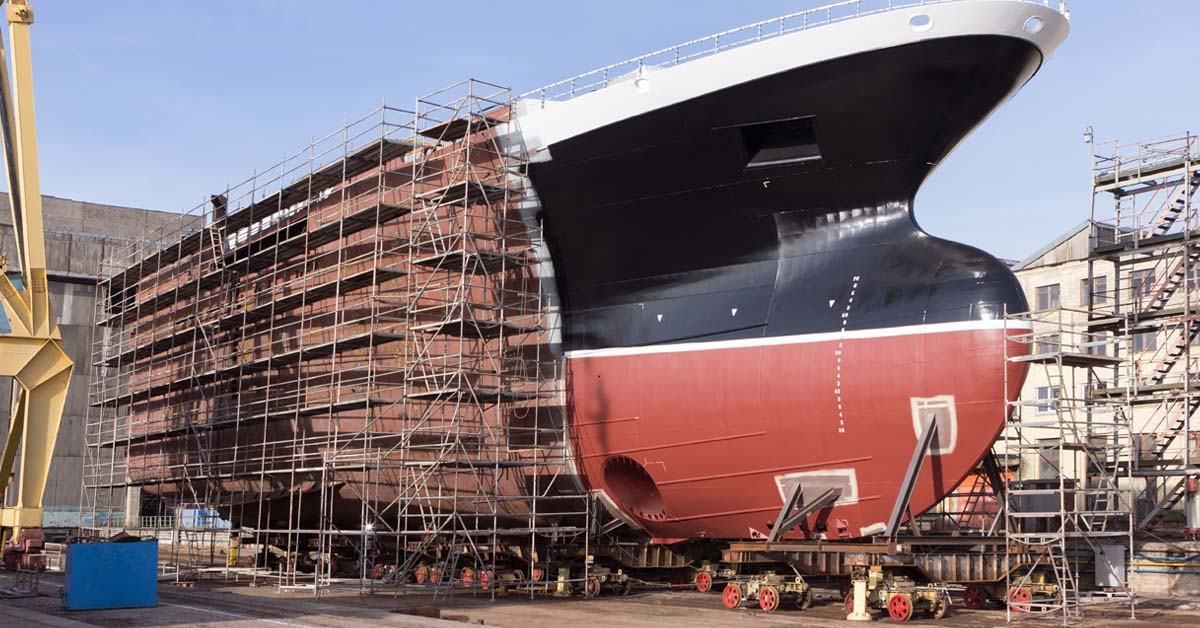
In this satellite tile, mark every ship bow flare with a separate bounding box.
[515,0,1064,540]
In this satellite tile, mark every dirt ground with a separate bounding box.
[2,572,1198,628]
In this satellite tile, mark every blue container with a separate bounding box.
[63,542,158,610]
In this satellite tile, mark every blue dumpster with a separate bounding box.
[63,541,158,610]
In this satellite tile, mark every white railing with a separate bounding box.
[523,0,1069,103]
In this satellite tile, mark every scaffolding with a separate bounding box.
[81,79,591,596]
[1000,132,1200,622]
[1004,307,1134,622]
[1088,132,1200,533]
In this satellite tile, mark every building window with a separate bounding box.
[1083,332,1108,357]
[1036,386,1061,414]
[1132,330,1157,353]
[1035,333,1061,354]
[1035,284,1061,311]
[1081,276,1108,306]
[1130,269,1155,301]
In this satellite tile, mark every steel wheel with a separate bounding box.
[429,567,441,584]
[887,593,914,623]
[532,567,545,582]
[585,575,602,598]
[963,584,986,610]
[1007,586,1032,613]
[461,568,474,585]
[840,578,853,599]
[758,585,780,613]
[480,569,493,590]
[722,582,743,610]
[932,591,950,620]
[415,564,428,584]
[844,591,856,616]
[695,571,713,593]
[796,588,813,610]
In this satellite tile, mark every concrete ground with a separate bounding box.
[2,572,1198,628]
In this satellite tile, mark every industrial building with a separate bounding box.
[0,194,185,528]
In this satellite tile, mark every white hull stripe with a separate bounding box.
[564,319,1031,359]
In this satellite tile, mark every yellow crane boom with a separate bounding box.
[0,0,75,556]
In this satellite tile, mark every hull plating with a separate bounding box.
[521,31,1058,538]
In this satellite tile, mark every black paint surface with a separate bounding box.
[526,36,1041,351]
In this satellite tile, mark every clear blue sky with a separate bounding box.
[17,0,1200,260]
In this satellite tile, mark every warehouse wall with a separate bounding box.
[0,194,182,526]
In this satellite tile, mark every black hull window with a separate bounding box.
[740,115,821,168]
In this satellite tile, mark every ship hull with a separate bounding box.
[517,5,1069,540]
[568,322,1026,541]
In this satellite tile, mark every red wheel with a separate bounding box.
[758,585,780,613]
[585,575,602,598]
[722,582,743,610]
[415,564,428,584]
[480,569,493,590]
[532,567,545,582]
[840,578,853,599]
[887,593,914,623]
[844,592,856,616]
[963,584,986,610]
[430,567,441,584]
[462,568,474,585]
[695,571,713,593]
[1007,586,1032,613]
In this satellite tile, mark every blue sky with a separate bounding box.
[17,0,1200,260]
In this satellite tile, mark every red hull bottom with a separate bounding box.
[566,321,1027,541]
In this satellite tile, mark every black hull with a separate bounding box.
[526,35,1041,351]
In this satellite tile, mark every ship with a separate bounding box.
[97,0,1070,553]
[508,0,1069,541]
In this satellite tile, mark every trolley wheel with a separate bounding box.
[429,567,441,584]
[480,569,493,590]
[415,564,428,584]
[843,592,855,616]
[1007,586,1032,613]
[932,591,951,620]
[839,578,853,599]
[963,584,986,610]
[695,570,713,593]
[532,567,545,582]
[722,582,743,610]
[585,575,602,598]
[887,593,914,623]
[758,585,781,613]
[620,579,633,596]
[795,588,813,611]
[461,568,474,585]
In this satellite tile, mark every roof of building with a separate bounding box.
[1014,220,1091,272]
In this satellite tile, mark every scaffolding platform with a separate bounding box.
[83,83,589,597]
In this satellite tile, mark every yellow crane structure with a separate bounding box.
[0,0,75,563]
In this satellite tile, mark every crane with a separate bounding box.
[0,0,75,567]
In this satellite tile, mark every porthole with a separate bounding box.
[1024,16,1045,34]
[909,14,933,32]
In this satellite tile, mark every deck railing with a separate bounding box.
[523,0,1069,103]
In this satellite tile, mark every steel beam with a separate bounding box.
[886,416,939,539]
